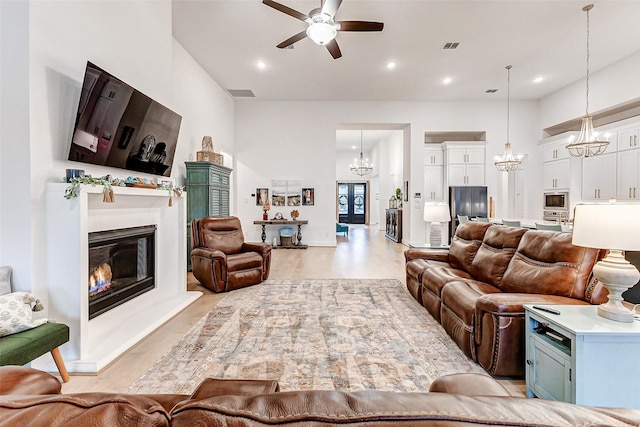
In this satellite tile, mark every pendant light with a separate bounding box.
[350,130,373,177]
[565,4,609,158]
[494,65,522,172]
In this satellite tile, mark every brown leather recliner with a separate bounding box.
[191,216,271,292]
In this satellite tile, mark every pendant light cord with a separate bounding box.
[506,65,512,143]
[584,4,591,116]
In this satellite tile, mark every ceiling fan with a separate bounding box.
[262,0,384,59]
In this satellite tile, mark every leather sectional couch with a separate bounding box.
[405,221,607,376]
[2,366,640,426]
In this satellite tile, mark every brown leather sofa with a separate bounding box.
[191,216,272,292]
[405,221,607,376]
[2,366,639,426]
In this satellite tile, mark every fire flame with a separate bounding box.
[89,263,112,295]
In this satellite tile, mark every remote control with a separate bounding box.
[533,305,561,315]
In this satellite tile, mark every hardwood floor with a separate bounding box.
[59,224,524,396]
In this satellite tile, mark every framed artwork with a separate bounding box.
[287,180,302,206]
[271,179,287,206]
[256,188,269,206]
[302,188,314,205]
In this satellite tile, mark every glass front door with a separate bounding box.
[337,183,366,224]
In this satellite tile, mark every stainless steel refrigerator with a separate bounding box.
[449,186,488,240]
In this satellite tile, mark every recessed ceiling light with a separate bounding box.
[256,61,266,70]
[533,76,544,83]
[443,77,452,85]
[351,145,357,150]
[387,62,396,69]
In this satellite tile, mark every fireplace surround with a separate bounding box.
[38,183,201,374]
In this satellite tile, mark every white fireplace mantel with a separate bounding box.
[36,183,201,374]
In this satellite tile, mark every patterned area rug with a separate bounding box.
[127,279,486,394]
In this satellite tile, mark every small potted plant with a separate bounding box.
[290,209,300,220]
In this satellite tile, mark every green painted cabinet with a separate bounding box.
[185,161,232,270]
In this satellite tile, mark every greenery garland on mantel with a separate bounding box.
[64,174,184,206]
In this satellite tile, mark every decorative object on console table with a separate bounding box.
[185,161,232,271]
[423,202,451,247]
[385,208,402,243]
[572,203,640,322]
[262,201,270,220]
[290,209,299,220]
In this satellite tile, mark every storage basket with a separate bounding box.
[279,227,295,247]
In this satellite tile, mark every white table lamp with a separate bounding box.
[572,203,640,322]
[424,203,450,247]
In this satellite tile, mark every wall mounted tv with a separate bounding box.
[68,61,182,177]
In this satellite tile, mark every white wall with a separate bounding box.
[0,1,31,290]
[539,51,640,129]
[0,0,234,293]
[235,100,541,247]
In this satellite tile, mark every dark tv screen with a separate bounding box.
[68,62,181,177]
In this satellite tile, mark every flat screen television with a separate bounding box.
[68,61,181,177]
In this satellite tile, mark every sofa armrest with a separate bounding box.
[191,247,226,261]
[189,378,280,401]
[242,242,272,256]
[0,366,61,395]
[428,373,511,397]
[476,293,589,316]
[404,249,449,263]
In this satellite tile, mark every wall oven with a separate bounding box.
[543,192,569,221]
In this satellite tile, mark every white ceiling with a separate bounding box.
[172,0,640,152]
[172,0,640,103]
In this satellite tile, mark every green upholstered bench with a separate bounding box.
[336,223,348,236]
[0,322,70,382]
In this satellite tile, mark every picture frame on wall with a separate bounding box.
[302,188,314,206]
[256,188,269,206]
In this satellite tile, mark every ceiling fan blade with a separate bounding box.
[276,31,308,49]
[321,0,342,17]
[262,0,309,22]
[337,21,384,32]
[325,39,342,59]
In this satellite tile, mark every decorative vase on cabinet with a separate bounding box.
[185,161,232,271]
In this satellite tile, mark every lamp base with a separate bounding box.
[592,250,639,323]
[429,221,442,247]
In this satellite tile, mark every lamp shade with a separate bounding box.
[572,203,640,250]
[424,203,450,223]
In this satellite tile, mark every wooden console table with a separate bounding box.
[253,219,309,249]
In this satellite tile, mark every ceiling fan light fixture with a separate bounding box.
[306,22,337,45]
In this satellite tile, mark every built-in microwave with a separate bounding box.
[544,192,569,211]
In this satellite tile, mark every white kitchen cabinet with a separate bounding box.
[617,148,640,200]
[543,158,570,190]
[543,141,571,163]
[581,153,616,200]
[424,165,443,201]
[424,146,444,165]
[618,127,640,151]
[444,142,485,187]
[447,147,485,164]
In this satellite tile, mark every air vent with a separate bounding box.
[228,89,255,98]
[441,42,460,50]
[485,89,498,93]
